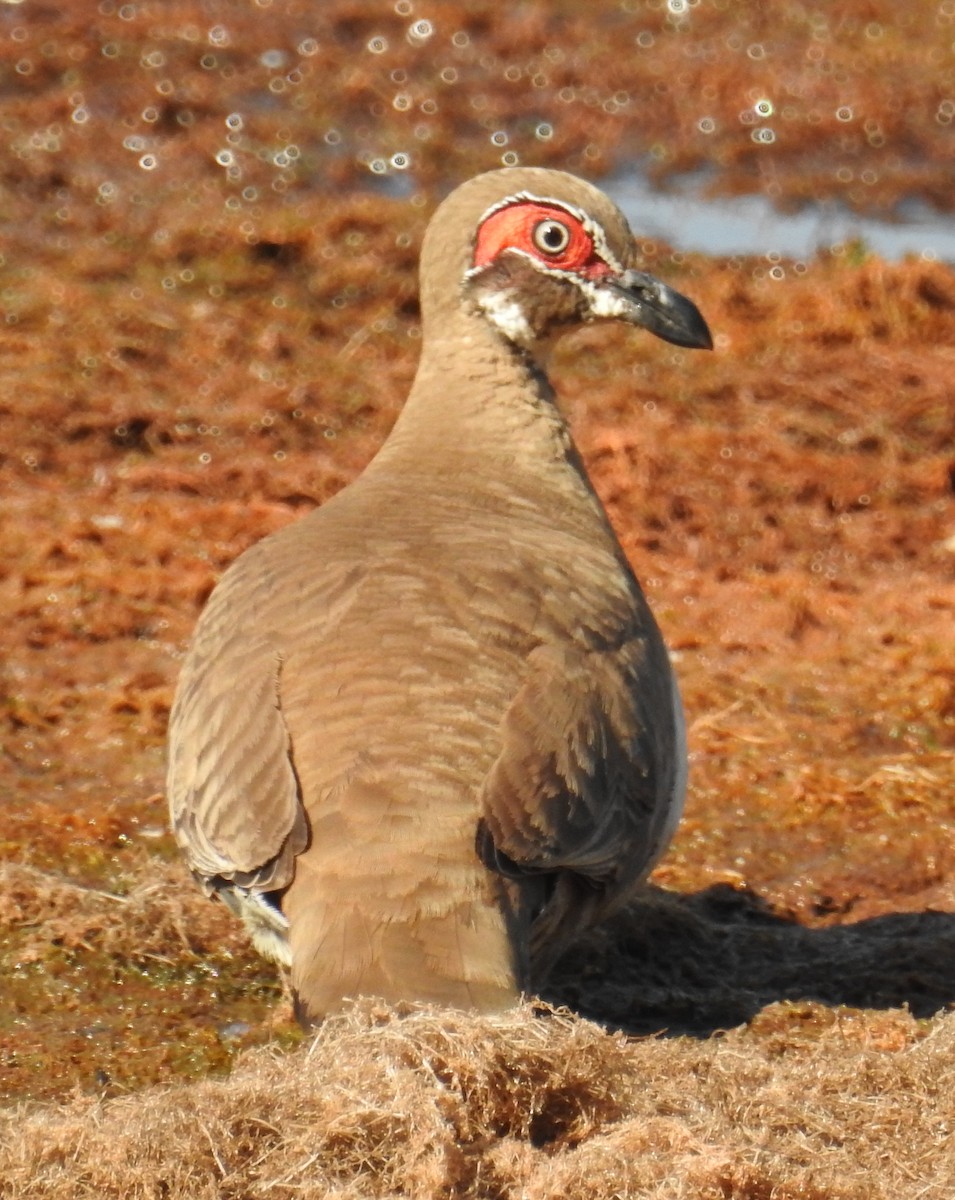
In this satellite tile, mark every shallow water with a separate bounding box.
[609,171,955,262]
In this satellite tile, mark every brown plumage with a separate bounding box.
[166,167,712,1026]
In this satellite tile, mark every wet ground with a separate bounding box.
[1,0,953,1105]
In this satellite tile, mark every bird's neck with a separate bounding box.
[369,308,580,491]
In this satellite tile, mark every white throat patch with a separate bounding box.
[475,288,534,347]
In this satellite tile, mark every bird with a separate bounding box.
[166,167,713,1027]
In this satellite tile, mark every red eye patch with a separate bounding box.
[472,201,613,279]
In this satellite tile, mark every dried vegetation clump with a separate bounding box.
[2,1004,955,1199]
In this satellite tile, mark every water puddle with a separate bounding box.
[608,171,955,262]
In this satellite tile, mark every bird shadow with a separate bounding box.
[542,883,955,1036]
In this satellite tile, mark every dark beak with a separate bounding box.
[608,269,713,350]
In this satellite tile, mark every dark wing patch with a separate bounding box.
[480,635,674,896]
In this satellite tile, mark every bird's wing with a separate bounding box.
[166,563,308,896]
[479,628,681,908]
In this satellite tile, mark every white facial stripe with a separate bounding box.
[464,245,586,283]
[576,277,633,319]
[471,190,626,275]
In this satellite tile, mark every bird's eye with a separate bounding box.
[532,219,572,256]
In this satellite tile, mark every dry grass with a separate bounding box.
[0,856,233,965]
[2,1003,954,1199]
[3,858,955,1196]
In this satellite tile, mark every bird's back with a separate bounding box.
[168,460,680,1019]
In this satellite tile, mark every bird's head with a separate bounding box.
[419,168,712,354]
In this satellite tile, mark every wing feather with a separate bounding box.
[479,628,683,934]
[167,589,307,895]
